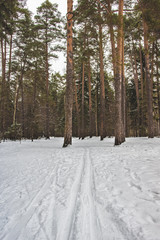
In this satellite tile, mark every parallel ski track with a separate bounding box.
[1,149,61,240]
[57,148,101,240]
[56,148,86,240]
[79,148,101,240]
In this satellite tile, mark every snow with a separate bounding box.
[0,137,160,240]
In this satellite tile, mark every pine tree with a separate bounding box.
[0,0,19,137]
[13,9,33,137]
[97,4,106,141]
[115,0,125,145]
[35,0,63,139]
[63,0,73,147]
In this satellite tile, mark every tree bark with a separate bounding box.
[81,62,85,139]
[107,0,116,80]
[0,38,4,134]
[45,15,50,139]
[151,42,154,99]
[98,6,106,140]
[143,19,154,138]
[115,0,124,145]
[156,42,160,136]
[133,44,140,113]
[139,43,144,136]
[8,34,12,83]
[139,44,144,101]
[45,40,50,139]
[31,62,38,140]
[73,77,80,137]
[0,38,6,135]
[88,56,92,137]
[121,36,126,140]
[20,63,25,137]
[13,81,19,126]
[95,81,98,136]
[130,48,140,134]
[63,0,73,147]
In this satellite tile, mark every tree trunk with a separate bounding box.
[139,43,144,136]
[5,35,12,130]
[133,45,140,112]
[98,7,106,140]
[13,81,19,126]
[81,62,85,139]
[115,0,124,145]
[63,0,73,147]
[0,38,6,136]
[8,34,12,83]
[44,15,50,139]
[45,40,50,139]
[156,42,160,136]
[73,77,80,137]
[20,64,25,137]
[107,0,116,80]
[121,36,126,140]
[88,56,92,137]
[130,48,140,134]
[143,19,154,138]
[139,44,144,100]
[151,42,154,99]
[31,62,38,140]
[95,81,98,136]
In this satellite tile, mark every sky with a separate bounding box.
[27,0,67,17]
[26,0,67,74]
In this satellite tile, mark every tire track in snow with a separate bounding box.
[1,150,61,240]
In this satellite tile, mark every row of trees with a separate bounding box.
[0,0,65,140]
[63,0,160,146]
[0,0,160,145]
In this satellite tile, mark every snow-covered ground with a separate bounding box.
[0,137,160,240]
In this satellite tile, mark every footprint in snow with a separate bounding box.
[128,182,142,192]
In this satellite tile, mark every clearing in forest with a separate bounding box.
[0,137,160,240]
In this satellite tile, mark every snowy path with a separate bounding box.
[69,148,100,240]
[0,137,160,240]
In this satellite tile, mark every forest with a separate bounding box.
[0,0,160,146]
[1,1,160,239]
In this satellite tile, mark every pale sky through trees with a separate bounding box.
[27,0,67,17]
[27,0,67,74]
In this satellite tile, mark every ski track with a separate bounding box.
[18,147,86,240]
[0,137,160,240]
[56,148,85,240]
[69,148,101,240]
[1,150,61,240]
[56,148,101,240]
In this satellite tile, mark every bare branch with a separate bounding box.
[112,9,137,13]
[95,0,110,14]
